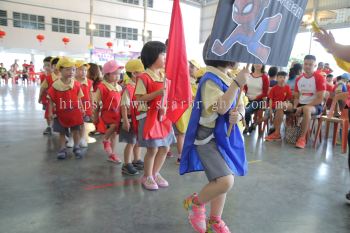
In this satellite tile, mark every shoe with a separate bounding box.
[43,126,52,135]
[346,191,350,204]
[267,127,275,135]
[141,176,158,191]
[80,139,88,148]
[295,137,306,149]
[66,136,74,148]
[176,158,181,165]
[107,154,122,164]
[183,193,206,233]
[102,140,112,154]
[87,136,96,143]
[122,163,139,176]
[167,151,175,158]
[57,148,67,160]
[265,132,281,142]
[206,219,231,233]
[132,160,144,170]
[154,173,169,188]
[73,146,83,159]
[243,128,249,134]
[248,124,256,133]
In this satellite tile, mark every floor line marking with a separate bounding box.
[248,160,262,164]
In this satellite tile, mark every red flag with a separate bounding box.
[165,0,192,123]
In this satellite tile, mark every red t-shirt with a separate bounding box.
[326,83,334,93]
[268,85,293,109]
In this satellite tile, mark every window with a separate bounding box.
[117,0,139,5]
[147,0,153,8]
[13,12,45,30]
[0,10,7,26]
[52,18,79,34]
[116,26,138,41]
[86,23,111,38]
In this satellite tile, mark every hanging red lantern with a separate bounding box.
[62,37,70,45]
[36,34,45,43]
[106,41,113,49]
[0,29,6,39]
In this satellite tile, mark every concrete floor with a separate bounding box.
[0,83,349,233]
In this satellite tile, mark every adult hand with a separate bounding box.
[314,29,336,52]
[122,121,130,132]
[229,109,241,125]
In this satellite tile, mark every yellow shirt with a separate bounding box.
[120,81,135,107]
[40,72,60,89]
[51,79,84,99]
[200,66,241,128]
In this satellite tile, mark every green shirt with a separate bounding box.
[0,67,7,75]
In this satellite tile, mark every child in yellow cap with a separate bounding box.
[47,57,85,159]
[75,60,94,147]
[119,59,145,175]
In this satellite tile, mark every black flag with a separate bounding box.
[205,0,308,66]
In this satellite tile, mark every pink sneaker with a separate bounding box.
[141,176,159,191]
[102,140,112,154]
[206,219,231,233]
[183,193,206,233]
[153,173,169,188]
[107,154,121,164]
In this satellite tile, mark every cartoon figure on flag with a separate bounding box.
[211,0,282,63]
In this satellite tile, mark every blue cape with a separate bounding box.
[179,72,248,176]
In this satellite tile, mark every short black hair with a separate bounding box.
[277,71,288,77]
[336,75,342,81]
[202,36,236,68]
[51,57,60,65]
[126,71,133,78]
[326,74,333,78]
[141,41,166,69]
[251,64,266,73]
[43,56,52,63]
[268,67,278,77]
[304,55,316,61]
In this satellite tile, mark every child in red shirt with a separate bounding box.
[265,71,293,141]
[119,59,145,175]
[47,57,84,159]
[75,60,93,148]
[38,56,53,135]
[93,60,123,164]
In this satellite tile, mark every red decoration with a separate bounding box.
[106,41,113,49]
[36,34,45,43]
[128,44,131,48]
[62,37,70,45]
[0,29,6,39]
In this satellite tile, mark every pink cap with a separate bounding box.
[102,60,124,74]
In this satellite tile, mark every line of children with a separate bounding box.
[47,57,84,159]
[119,59,145,175]
[93,60,124,164]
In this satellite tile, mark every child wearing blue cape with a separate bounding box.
[180,43,250,233]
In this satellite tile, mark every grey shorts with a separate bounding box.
[119,121,137,144]
[196,125,233,182]
[53,118,81,134]
[137,116,177,148]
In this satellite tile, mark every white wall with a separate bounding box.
[0,0,201,66]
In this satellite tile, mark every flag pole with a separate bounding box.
[227,89,243,137]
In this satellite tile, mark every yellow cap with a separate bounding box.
[75,60,89,69]
[189,60,201,70]
[56,57,75,69]
[125,59,144,73]
[194,67,206,79]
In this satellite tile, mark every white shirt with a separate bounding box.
[246,75,263,100]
